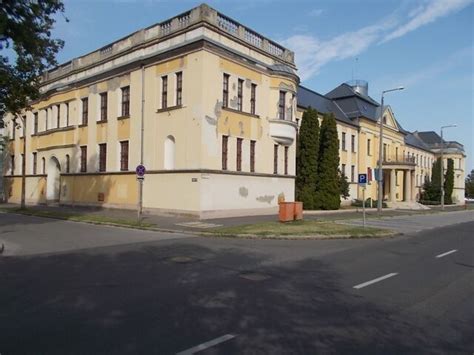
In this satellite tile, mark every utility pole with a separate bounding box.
[377,86,404,214]
[14,115,27,209]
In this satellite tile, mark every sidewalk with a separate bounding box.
[0,203,470,233]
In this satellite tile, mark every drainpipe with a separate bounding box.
[137,64,145,223]
[20,115,26,209]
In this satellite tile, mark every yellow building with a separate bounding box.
[2,5,466,216]
[297,81,466,206]
[2,4,300,218]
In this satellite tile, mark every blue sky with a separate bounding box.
[53,0,473,173]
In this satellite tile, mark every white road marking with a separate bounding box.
[436,249,457,258]
[176,334,236,355]
[353,273,399,289]
[175,222,223,229]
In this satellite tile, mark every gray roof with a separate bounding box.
[417,131,442,145]
[324,83,380,122]
[326,83,380,106]
[297,86,356,126]
[404,132,432,152]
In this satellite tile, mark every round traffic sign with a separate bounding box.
[136,164,146,177]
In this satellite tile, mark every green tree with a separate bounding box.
[465,169,474,198]
[423,157,442,203]
[444,158,454,204]
[339,169,350,200]
[1,0,66,117]
[295,107,319,209]
[316,113,340,210]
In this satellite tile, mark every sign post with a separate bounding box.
[358,173,368,228]
[136,164,146,223]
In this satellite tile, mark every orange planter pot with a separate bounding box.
[279,202,295,222]
[294,202,303,220]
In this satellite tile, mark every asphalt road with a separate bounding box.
[0,212,473,354]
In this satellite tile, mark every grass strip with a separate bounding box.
[208,220,392,238]
[0,207,153,228]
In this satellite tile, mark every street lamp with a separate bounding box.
[377,86,404,214]
[440,124,457,210]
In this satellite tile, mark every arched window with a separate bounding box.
[65,154,70,173]
[42,157,46,174]
[164,135,175,170]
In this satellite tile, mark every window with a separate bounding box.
[10,155,14,175]
[351,135,355,152]
[237,79,243,111]
[81,98,89,125]
[459,158,462,169]
[161,76,168,109]
[99,143,107,172]
[121,86,130,117]
[250,84,256,115]
[284,146,289,175]
[341,132,346,150]
[65,154,70,173]
[56,104,60,128]
[250,140,256,173]
[383,115,387,124]
[42,157,45,174]
[351,165,355,182]
[222,74,229,108]
[341,164,346,176]
[222,135,228,170]
[236,138,243,171]
[274,144,278,174]
[65,102,69,126]
[396,171,399,186]
[33,152,37,175]
[120,141,129,171]
[45,108,49,130]
[100,93,108,121]
[396,147,399,160]
[164,136,175,170]
[80,146,87,172]
[278,91,286,120]
[383,143,387,160]
[176,72,182,106]
[33,112,38,135]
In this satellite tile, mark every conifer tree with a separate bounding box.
[424,157,442,202]
[444,158,454,204]
[316,113,341,210]
[295,107,319,209]
[465,169,474,198]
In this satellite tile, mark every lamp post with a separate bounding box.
[13,115,27,209]
[440,124,457,210]
[377,86,404,214]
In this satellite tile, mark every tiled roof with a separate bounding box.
[297,86,356,126]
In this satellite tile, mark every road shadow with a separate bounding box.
[0,241,471,354]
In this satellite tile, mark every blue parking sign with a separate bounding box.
[358,173,367,185]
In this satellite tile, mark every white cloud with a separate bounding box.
[283,0,472,81]
[386,46,473,88]
[309,9,323,17]
[381,0,473,43]
[282,23,389,81]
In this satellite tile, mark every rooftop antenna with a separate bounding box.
[352,57,359,81]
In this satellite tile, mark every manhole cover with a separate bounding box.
[239,272,270,281]
[169,256,196,264]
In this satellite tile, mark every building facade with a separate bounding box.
[2,4,299,218]
[297,81,466,206]
[2,5,466,216]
